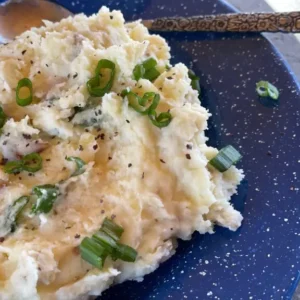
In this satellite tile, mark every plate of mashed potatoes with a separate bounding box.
[0,0,300,299]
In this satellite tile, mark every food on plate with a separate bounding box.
[0,7,244,299]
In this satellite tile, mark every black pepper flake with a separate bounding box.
[267,151,272,157]
[74,234,80,239]
[101,210,105,214]
[85,129,89,133]
[46,158,51,161]
[37,71,41,74]
[65,226,71,230]
[47,105,51,108]
[170,228,173,231]
[2,140,7,146]
[110,15,113,19]
[100,133,105,140]
[5,133,10,137]
[142,172,145,179]
[35,140,39,144]
[128,163,132,168]
[73,73,78,79]
[25,143,30,147]
[126,120,130,124]
[100,199,104,203]
[138,85,142,88]
[98,109,102,115]
[167,76,173,80]
[160,159,166,164]
[186,144,192,150]
[62,167,67,171]
[18,177,22,180]
[22,133,32,139]
[28,173,33,177]
[21,50,27,55]
[0,237,5,243]
[108,156,112,160]
[38,267,41,271]
[121,82,125,86]
[79,145,84,151]
[93,144,98,150]
[67,74,70,79]
[46,64,49,67]
[111,214,116,219]
[186,154,191,160]
[30,60,34,65]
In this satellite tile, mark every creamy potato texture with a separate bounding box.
[0,7,244,300]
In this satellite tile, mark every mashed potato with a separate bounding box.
[0,7,244,300]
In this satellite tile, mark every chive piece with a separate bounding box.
[148,110,172,128]
[16,78,33,106]
[209,145,242,173]
[22,153,42,173]
[92,230,117,254]
[0,107,7,129]
[256,81,279,100]
[66,156,86,176]
[144,68,160,81]
[101,218,124,241]
[122,90,160,115]
[7,196,29,233]
[113,243,137,262]
[142,58,157,70]
[4,160,23,174]
[31,184,59,214]
[87,59,116,97]
[133,64,145,81]
[188,69,201,95]
[80,237,107,269]
[133,58,160,82]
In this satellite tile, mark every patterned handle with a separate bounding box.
[143,12,300,33]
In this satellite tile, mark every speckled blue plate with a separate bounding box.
[51,0,299,299]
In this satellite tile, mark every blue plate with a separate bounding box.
[46,0,300,298]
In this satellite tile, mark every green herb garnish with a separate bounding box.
[256,81,279,100]
[16,78,33,106]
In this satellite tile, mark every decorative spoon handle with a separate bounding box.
[142,11,300,33]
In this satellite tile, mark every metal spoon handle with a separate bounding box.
[143,11,300,33]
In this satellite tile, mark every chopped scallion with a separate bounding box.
[7,196,29,233]
[122,90,159,115]
[22,153,42,173]
[16,78,33,106]
[87,59,116,97]
[133,58,160,82]
[209,145,242,172]
[92,230,117,254]
[0,106,7,129]
[101,217,124,241]
[31,184,59,214]
[4,160,23,174]
[188,69,201,95]
[148,110,172,128]
[113,243,137,262]
[256,81,279,100]
[80,237,107,269]
[66,156,86,176]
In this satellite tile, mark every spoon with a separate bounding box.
[0,0,300,44]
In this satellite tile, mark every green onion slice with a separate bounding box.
[66,156,86,176]
[0,107,7,129]
[188,69,201,95]
[4,160,23,174]
[133,58,160,82]
[87,59,116,97]
[31,184,59,214]
[80,237,107,269]
[113,243,137,262]
[22,153,42,173]
[122,90,160,115]
[148,110,172,128]
[101,218,124,241]
[144,68,160,82]
[92,230,117,254]
[256,81,279,100]
[16,78,33,106]
[209,145,242,173]
[7,196,29,233]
